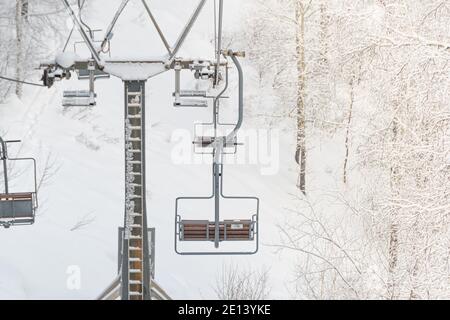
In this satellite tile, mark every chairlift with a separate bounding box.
[63,89,96,107]
[62,59,107,107]
[0,138,38,229]
[62,28,110,107]
[175,51,259,255]
[192,62,236,155]
[193,123,239,155]
[173,61,215,108]
[175,164,259,255]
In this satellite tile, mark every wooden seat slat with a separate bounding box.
[182,231,250,236]
[180,219,254,241]
[0,193,33,201]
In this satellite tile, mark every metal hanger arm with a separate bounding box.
[214,0,224,86]
[226,53,244,144]
[100,0,130,53]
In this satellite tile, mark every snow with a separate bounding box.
[56,52,80,69]
[0,0,297,299]
[0,263,26,300]
[103,61,167,80]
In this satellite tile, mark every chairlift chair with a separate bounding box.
[173,60,215,108]
[0,138,38,228]
[73,29,112,58]
[62,59,110,107]
[62,29,111,107]
[193,122,239,155]
[192,65,237,155]
[175,163,259,255]
[63,90,96,107]
[174,51,255,255]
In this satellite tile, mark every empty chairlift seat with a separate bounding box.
[0,137,38,228]
[173,67,209,108]
[179,219,255,242]
[174,98,208,108]
[174,90,208,108]
[177,90,207,98]
[63,90,96,107]
[193,136,237,148]
[77,69,110,80]
[0,193,36,225]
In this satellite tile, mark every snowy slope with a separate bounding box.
[0,0,299,299]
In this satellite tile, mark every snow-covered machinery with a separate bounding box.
[62,30,111,107]
[62,58,97,107]
[41,55,110,107]
[0,137,38,229]
[173,60,215,108]
[41,5,111,108]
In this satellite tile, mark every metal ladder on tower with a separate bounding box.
[123,81,148,300]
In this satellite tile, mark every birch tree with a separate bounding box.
[294,0,307,195]
[15,0,28,98]
[0,0,66,101]
[214,264,270,300]
[243,0,335,195]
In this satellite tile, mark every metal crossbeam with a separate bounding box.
[141,0,172,55]
[60,0,209,78]
[168,0,208,63]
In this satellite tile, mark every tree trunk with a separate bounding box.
[343,78,355,184]
[387,118,400,299]
[295,3,306,195]
[15,0,28,98]
[319,2,329,67]
[387,222,399,299]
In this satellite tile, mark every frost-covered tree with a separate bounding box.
[357,0,450,299]
[15,0,29,98]
[0,0,67,101]
[214,264,270,300]
[245,0,450,300]
[242,0,336,195]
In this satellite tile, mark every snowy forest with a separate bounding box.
[0,0,449,301]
